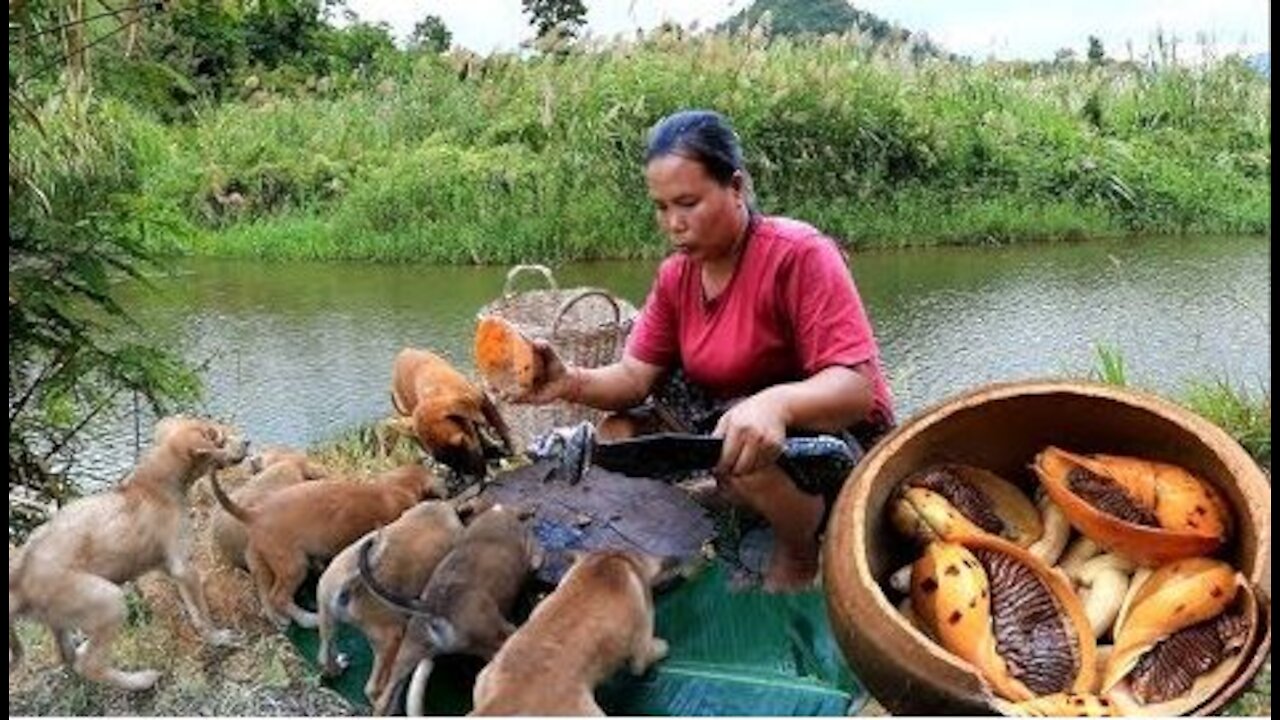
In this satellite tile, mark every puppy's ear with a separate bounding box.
[445,414,480,447]
[302,460,328,480]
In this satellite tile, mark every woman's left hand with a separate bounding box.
[712,390,789,477]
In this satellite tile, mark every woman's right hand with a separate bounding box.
[512,338,575,405]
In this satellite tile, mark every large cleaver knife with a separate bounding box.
[527,422,858,495]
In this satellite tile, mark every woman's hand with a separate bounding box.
[712,389,790,477]
[509,339,575,405]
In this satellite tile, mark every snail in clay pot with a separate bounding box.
[1031,447,1232,566]
[910,531,1097,703]
[891,464,1045,547]
[475,316,541,398]
[822,381,1272,717]
[1102,558,1260,716]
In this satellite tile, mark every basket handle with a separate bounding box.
[503,264,558,297]
[552,289,623,336]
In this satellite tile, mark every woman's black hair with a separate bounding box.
[644,110,746,187]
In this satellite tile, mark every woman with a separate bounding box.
[515,109,894,591]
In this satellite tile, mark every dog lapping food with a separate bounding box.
[884,450,1260,716]
[470,550,670,716]
[359,503,540,716]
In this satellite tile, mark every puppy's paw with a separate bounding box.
[206,628,240,647]
[630,637,669,675]
[649,637,670,662]
[120,668,163,691]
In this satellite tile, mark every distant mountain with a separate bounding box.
[718,0,946,57]
[1248,52,1269,78]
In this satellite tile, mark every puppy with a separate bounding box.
[8,416,248,691]
[470,550,670,716]
[212,447,327,569]
[315,500,463,703]
[359,504,539,716]
[387,348,514,478]
[209,463,445,628]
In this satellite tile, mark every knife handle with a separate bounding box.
[777,436,858,495]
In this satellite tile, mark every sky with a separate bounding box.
[340,0,1270,61]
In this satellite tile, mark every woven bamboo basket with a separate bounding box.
[477,264,638,449]
[822,379,1272,716]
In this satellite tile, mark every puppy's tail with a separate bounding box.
[406,657,436,717]
[357,536,433,616]
[390,389,411,418]
[208,469,253,524]
[330,533,384,620]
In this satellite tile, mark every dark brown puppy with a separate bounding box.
[360,504,539,715]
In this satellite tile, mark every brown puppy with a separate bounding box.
[210,463,445,628]
[359,504,539,716]
[212,447,328,569]
[470,550,670,716]
[387,348,514,478]
[9,416,249,691]
[315,500,464,703]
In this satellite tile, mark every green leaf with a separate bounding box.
[598,563,865,716]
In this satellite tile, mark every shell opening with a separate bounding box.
[975,547,1080,696]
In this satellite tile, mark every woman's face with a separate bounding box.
[645,153,745,263]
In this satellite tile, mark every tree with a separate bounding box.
[1087,35,1105,65]
[410,14,451,53]
[9,94,202,540]
[332,21,396,71]
[521,0,586,41]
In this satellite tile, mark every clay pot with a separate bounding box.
[823,380,1271,716]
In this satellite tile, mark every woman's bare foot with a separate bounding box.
[763,542,820,592]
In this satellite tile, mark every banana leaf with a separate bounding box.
[286,562,866,716]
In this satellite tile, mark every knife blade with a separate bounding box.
[591,432,857,495]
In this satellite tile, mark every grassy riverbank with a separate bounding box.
[58,30,1267,263]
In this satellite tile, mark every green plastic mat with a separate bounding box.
[286,562,867,716]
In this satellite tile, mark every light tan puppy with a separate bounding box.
[470,550,670,716]
[315,500,464,703]
[209,463,446,628]
[359,504,539,716]
[212,447,328,569]
[8,416,249,691]
[387,348,514,478]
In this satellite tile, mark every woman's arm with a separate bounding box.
[758,364,875,433]
[516,341,664,412]
[713,364,874,476]
[565,354,665,412]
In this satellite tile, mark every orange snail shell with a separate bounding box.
[891,464,1044,547]
[910,532,1097,702]
[1032,447,1231,566]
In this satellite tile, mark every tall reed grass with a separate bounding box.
[114,30,1269,261]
